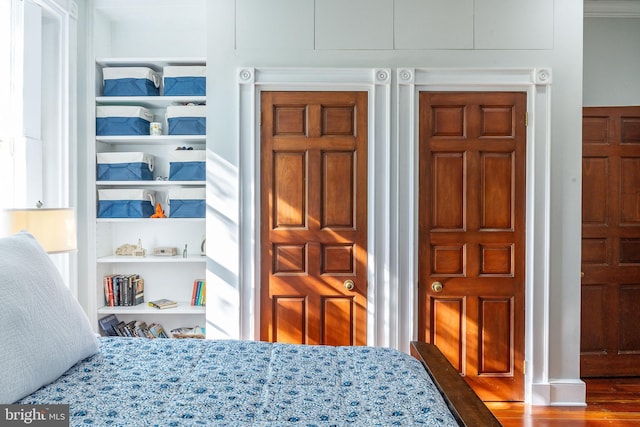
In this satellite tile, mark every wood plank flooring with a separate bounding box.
[487,378,640,426]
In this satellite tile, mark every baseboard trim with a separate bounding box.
[530,380,586,406]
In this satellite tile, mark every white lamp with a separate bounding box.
[3,208,77,253]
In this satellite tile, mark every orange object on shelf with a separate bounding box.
[150,203,166,218]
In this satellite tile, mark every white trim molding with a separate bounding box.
[237,67,392,347]
[584,0,640,18]
[396,68,584,406]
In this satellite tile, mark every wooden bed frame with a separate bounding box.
[411,341,502,427]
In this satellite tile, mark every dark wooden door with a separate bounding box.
[581,106,640,377]
[260,91,368,346]
[418,91,527,401]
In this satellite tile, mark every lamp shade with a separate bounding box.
[4,208,77,253]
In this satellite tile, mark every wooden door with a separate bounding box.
[581,106,640,377]
[418,92,527,401]
[260,91,368,346]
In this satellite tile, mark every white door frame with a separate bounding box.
[236,67,392,347]
[397,68,582,405]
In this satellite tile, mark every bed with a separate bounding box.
[0,232,501,426]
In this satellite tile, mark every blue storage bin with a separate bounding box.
[168,188,205,218]
[166,105,206,135]
[169,150,205,181]
[97,152,154,181]
[97,106,153,136]
[103,67,160,96]
[98,189,156,218]
[163,66,206,96]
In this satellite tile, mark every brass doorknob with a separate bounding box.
[431,281,443,292]
[344,279,355,291]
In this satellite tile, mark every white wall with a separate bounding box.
[584,17,640,106]
[207,0,584,405]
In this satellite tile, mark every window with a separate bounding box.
[2,0,77,293]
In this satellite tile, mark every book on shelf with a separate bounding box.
[103,273,144,307]
[191,279,206,306]
[133,277,145,305]
[98,314,120,336]
[148,298,178,309]
[148,323,169,338]
[171,326,205,339]
[116,320,129,337]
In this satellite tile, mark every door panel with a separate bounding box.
[419,91,526,401]
[432,298,465,371]
[581,106,640,376]
[273,296,307,344]
[261,91,368,346]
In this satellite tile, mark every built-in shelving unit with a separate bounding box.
[88,0,207,338]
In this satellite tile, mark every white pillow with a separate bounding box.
[0,232,99,403]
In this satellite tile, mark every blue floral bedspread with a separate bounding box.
[18,338,459,426]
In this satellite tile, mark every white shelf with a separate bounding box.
[96,57,206,69]
[97,180,205,187]
[97,218,204,223]
[97,301,205,315]
[98,255,205,263]
[96,135,205,145]
[96,96,206,108]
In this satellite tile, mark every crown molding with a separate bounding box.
[584,0,640,18]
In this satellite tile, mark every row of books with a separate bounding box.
[103,276,204,309]
[191,279,206,306]
[103,274,144,307]
[98,314,168,338]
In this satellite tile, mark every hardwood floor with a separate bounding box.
[487,378,640,426]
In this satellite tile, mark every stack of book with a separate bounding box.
[191,279,205,306]
[98,314,168,338]
[148,298,178,309]
[103,274,144,307]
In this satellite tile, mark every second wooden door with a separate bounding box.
[418,91,527,401]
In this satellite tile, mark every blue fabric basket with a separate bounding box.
[168,188,205,218]
[97,189,156,218]
[97,152,154,181]
[168,150,205,181]
[169,199,205,218]
[168,162,205,181]
[166,105,206,135]
[164,77,205,96]
[98,200,155,218]
[103,67,160,96]
[104,79,159,96]
[167,116,206,135]
[96,106,153,136]
[97,163,152,181]
[163,66,206,96]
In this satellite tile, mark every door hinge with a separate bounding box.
[260,111,262,126]
[523,360,527,375]
[525,112,528,127]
